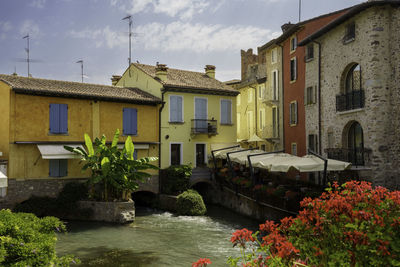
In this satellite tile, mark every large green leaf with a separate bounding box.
[84,134,94,156]
[101,157,111,175]
[124,136,134,160]
[112,129,120,147]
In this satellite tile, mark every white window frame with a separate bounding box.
[272,106,278,137]
[237,94,241,106]
[290,57,297,82]
[271,69,279,100]
[169,95,184,123]
[259,108,265,130]
[290,36,297,52]
[169,142,183,165]
[194,142,207,168]
[220,99,232,125]
[271,48,277,64]
[289,100,298,126]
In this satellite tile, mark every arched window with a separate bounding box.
[345,64,361,93]
[336,63,364,111]
[347,122,364,165]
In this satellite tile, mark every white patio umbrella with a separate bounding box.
[247,134,264,142]
[229,149,266,165]
[301,155,352,172]
[213,146,243,159]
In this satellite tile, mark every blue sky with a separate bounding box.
[0,0,362,85]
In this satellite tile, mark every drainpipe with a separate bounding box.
[158,90,166,193]
[277,44,285,152]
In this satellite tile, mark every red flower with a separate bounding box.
[259,220,277,233]
[192,258,211,267]
[230,228,255,248]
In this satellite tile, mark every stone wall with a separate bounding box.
[74,200,135,224]
[305,4,400,188]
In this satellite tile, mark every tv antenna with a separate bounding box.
[23,34,30,77]
[76,60,84,83]
[122,15,133,68]
[298,0,302,22]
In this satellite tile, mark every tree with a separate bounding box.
[65,129,158,201]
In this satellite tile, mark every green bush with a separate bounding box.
[14,182,92,218]
[162,164,192,195]
[0,209,78,266]
[176,189,206,216]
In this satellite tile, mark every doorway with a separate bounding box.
[196,144,206,167]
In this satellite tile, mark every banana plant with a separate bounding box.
[65,129,158,201]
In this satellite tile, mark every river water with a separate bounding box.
[56,205,260,267]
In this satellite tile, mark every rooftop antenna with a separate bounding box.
[23,34,30,77]
[298,0,302,22]
[122,15,132,68]
[76,60,84,83]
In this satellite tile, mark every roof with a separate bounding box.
[0,74,162,104]
[132,63,239,96]
[223,79,241,85]
[299,0,400,46]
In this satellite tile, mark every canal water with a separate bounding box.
[56,205,260,266]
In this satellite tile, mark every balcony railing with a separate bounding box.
[325,147,371,166]
[191,119,217,135]
[336,90,364,112]
[261,125,279,140]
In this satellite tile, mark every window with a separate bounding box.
[289,101,297,125]
[345,64,361,93]
[291,143,297,156]
[169,95,183,122]
[290,36,297,51]
[261,144,266,151]
[272,70,279,100]
[305,86,316,105]
[170,143,182,165]
[258,84,265,99]
[290,58,297,81]
[220,99,232,124]
[248,89,253,103]
[271,48,277,63]
[272,106,278,137]
[49,159,67,177]
[306,44,314,61]
[308,134,317,153]
[348,122,364,165]
[123,108,138,135]
[49,104,68,134]
[237,94,241,106]
[344,22,355,43]
[259,109,265,130]
[337,64,364,111]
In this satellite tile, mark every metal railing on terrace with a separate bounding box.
[336,90,364,112]
[191,119,218,135]
[325,147,371,166]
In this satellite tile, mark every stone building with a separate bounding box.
[299,0,400,188]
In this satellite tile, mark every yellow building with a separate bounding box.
[0,74,161,206]
[114,63,239,171]
[237,43,283,151]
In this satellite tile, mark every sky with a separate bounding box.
[0,0,363,85]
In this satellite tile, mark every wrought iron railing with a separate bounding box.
[191,119,217,135]
[336,90,364,112]
[325,147,371,166]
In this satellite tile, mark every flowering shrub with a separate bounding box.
[192,258,211,267]
[224,181,400,266]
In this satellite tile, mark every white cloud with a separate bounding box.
[19,20,43,39]
[68,22,279,53]
[136,22,280,52]
[0,21,12,40]
[30,0,47,8]
[111,0,211,20]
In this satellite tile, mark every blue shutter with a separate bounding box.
[131,108,137,135]
[170,96,177,122]
[49,104,60,133]
[226,100,231,124]
[133,150,137,160]
[59,104,68,134]
[59,159,68,177]
[49,159,59,177]
[177,96,182,122]
[221,100,227,124]
[123,108,131,135]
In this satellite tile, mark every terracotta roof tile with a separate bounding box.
[133,63,238,95]
[0,74,161,104]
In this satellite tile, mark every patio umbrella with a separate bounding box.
[301,155,352,171]
[247,134,264,142]
[213,146,243,159]
[229,149,266,165]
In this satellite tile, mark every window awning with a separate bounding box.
[0,170,7,188]
[117,144,149,150]
[37,144,84,159]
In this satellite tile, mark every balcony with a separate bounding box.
[336,90,364,112]
[262,89,279,106]
[191,119,217,135]
[325,147,371,166]
[261,125,279,141]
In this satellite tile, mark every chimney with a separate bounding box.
[281,22,293,32]
[205,65,216,79]
[155,63,168,81]
[111,75,122,86]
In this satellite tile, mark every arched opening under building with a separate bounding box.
[131,191,158,207]
[191,181,213,203]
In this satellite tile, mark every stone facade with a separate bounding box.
[304,4,400,188]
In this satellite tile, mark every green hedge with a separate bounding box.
[176,189,206,216]
[0,209,78,266]
[162,165,192,195]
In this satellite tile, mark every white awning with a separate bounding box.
[117,144,149,150]
[0,170,7,188]
[37,144,84,159]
